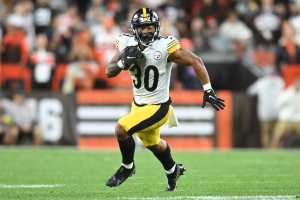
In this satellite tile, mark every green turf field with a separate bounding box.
[0,147,299,200]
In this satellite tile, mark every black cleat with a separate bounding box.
[105,164,135,187]
[166,164,186,191]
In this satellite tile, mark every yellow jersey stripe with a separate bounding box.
[167,41,180,49]
[167,43,181,55]
[167,40,179,48]
[143,8,147,18]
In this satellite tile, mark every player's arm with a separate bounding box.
[168,48,225,111]
[105,50,122,78]
[168,48,210,86]
[106,46,144,78]
[106,34,127,78]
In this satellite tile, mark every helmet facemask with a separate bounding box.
[131,8,160,47]
[133,24,159,46]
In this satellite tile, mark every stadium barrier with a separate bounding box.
[4,90,262,149]
[76,90,232,150]
[27,92,77,145]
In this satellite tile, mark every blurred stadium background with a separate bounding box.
[1,0,300,199]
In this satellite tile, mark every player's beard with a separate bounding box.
[138,32,155,45]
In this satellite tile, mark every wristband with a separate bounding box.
[203,83,212,91]
[117,60,125,69]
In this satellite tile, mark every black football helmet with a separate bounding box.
[131,8,160,46]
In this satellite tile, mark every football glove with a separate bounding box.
[202,89,225,111]
[120,46,144,70]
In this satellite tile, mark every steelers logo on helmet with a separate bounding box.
[131,8,160,47]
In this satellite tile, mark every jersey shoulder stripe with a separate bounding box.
[167,43,181,55]
[166,36,181,55]
[167,40,178,48]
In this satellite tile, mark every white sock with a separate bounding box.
[165,164,176,174]
[122,162,134,169]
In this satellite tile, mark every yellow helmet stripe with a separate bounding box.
[142,8,147,18]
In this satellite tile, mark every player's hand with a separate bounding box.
[202,89,225,111]
[120,46,144,69]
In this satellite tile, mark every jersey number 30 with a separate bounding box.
[131,65,159,92]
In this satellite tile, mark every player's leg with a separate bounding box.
[115,102,167,166]
[106,100,177,188]
[139,131,175,171]
[147,139,174,169]
[141,130,185,191]
[3,125,18,145]
[271,121,289,148]
[136,101,185,191]
[33,125,43,146]
[105,123,136,187]
[106,102,162,187]
[260,121,269,148]
[116,124,135,168]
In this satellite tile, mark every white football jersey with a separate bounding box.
[116,33,181,104]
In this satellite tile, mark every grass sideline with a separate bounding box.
[0,147,299,200]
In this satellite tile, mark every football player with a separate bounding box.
[105,8,225,191]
